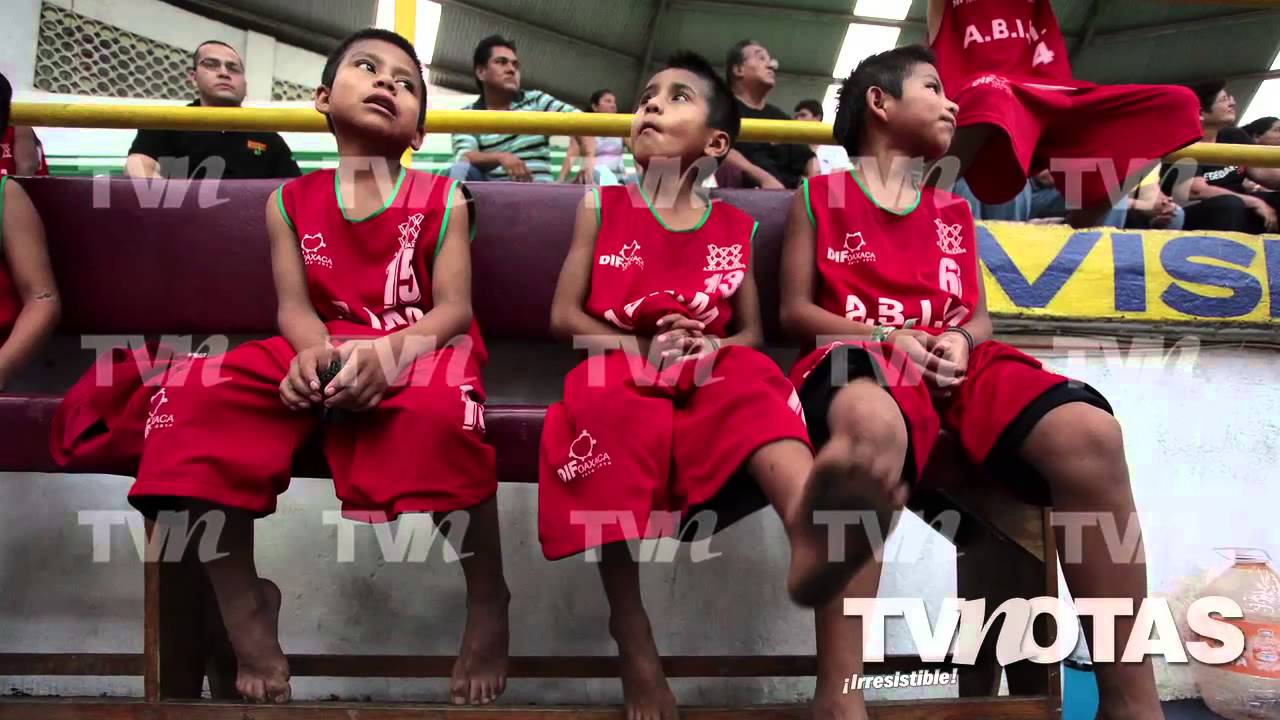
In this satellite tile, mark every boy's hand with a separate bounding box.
[651,315,705,368]
[674,335,722,364]
[888,329,964,392]
[325,339,394,412]
[280,343,336,410]
[929,331,970,395]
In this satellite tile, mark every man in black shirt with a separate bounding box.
[721,40,815,189]
[125,41,300,180]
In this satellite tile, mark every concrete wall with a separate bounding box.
[1,341,1277,704]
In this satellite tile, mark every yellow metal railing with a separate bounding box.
[12,101,1280,168]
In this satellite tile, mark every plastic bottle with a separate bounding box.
[1193,548,1280,719]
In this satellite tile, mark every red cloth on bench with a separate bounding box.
[51,342,200,475]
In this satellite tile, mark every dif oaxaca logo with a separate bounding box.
[556,430,612,483]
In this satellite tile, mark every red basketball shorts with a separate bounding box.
[791,339,1111,505]
[132,324,496,521]
[539,346,811,560]
[953,75,1202,208]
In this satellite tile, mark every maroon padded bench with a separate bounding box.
[0,177,1061,719]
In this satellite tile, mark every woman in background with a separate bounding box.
[559,89,629,184]
[1242,116,1280,146]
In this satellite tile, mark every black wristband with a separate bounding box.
[944,326,975,353]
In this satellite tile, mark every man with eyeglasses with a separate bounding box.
[125,41,300,180]
[720,40,816,190]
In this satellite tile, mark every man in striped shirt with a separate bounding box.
[449,35,596,183]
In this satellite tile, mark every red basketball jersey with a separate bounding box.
[0,127,50,177]
[931,0,1081,91]
[278,168,484,359]
[803,170,979,338]
[0,176,23,332]
[586,185,757,337]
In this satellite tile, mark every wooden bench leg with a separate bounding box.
[955,527,1013,697]
[144,518,235,701]
[955,508,1062,719]
[955,526,1048,698]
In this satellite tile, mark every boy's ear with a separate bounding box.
[704,129,731,160]
[314,84,332,116]
[410,123,426,151]
[866,86,890,123]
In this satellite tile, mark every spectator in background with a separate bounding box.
[451,35,595,183]
[0,67,49,178]
[125,41,299,179]
[1243,116,1280,146]
[0,122,49,177]
[792,99,849,175]
[0,72,60,391]
[1125,166,1184,230]
[720,40,815,189]
[559,89,627,184]
[1164,82,1280,233]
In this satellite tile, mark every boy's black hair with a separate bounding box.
[322,28,427,129]
[588,88,614,111]
[1243,116,1278,139]
[662,51,741,147]
[833,44,937,155]
[0,72,10,135]
[472,35,516,91]
[191,40,241,70]
[794,98,823,119]
[724,38,759,88]
[1188,80,1227,112]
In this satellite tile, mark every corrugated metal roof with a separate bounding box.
[192,0,1280,112]
[432,2,639,109]
[200,0,377,43]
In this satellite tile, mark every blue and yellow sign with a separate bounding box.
[979,222,1280,325]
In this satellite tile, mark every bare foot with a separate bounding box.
[787,435,899,608]
[812,683,868,720]
[226,578,291,703]
[610,613,678,720]
[450,587,510,705]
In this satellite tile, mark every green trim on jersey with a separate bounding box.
[436,179,459,259]
[802,177,816,227]
[336,166,408,223]
[750,219,760,247]
[849,166,921,216]
[591,187,602,227]
[274,185,294,232]
[637,184,713,233]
